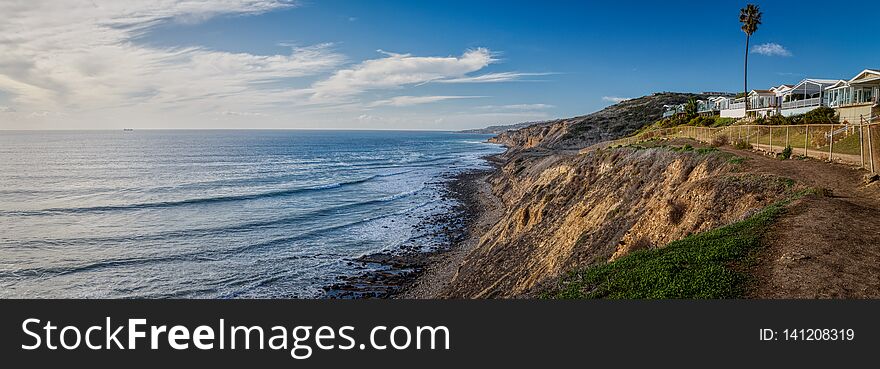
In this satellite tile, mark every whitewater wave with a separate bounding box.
[0,199,435,280]
[0,172,419,216]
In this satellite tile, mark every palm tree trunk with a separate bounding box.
[744,34,750,112]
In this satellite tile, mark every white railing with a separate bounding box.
[782,97,821,110]
[729,102,745,110]
[748,102,777,110]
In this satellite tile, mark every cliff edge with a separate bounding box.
[487,92,705,151]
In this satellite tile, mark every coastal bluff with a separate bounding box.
[418,92,880,299]
[487,92,706,150]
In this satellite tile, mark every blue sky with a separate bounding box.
[0,1,876,130]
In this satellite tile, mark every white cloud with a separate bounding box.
[218,111,268,117]
[478,103,554,110]
[0,0,344,122]
[602,96,631,103]
[0,1,550,129]
[751,43,792,57]
[311,48,497,101]
[437,72,554,84]
[367,95,485,107]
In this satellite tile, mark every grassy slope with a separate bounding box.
[546,199,790,299]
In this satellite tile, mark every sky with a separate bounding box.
[0,0,877,130]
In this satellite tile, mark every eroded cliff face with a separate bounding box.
[440,147,792,298]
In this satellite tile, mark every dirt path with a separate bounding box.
[718,146,880,298]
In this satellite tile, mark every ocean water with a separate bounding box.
[0,130,504,298]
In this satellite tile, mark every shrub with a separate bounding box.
[797,107,839,124]
[696,147,718,154]
[767,115,792,126]
[710,134,729,147]
[688,116,716,127]
[711,117,737,127]
[733,139,752,150]
[780,145,793,160]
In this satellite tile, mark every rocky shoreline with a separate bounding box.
[322,156,503,299]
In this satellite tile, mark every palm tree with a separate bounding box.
[684,98,698,120]
[739,4,762,111]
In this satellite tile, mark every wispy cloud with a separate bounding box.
[0,0,342,118]
[478,103,554,110]
[751,43,792,57]
[310,48,497,101]
[367,95,485,107]
[0,1,552,129]
[602,96,631,103]
[436,72,555,84]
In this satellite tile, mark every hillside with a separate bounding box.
[459,120,552,135]
[436,143,795,297]
[487,92,705,150]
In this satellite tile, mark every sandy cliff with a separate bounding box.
[438,145,792,297]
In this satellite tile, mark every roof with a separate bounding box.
[749,89,774,95]
[788,78,840,91]
[826,80,849,89]
[849,69,880,83]
[803,79,841,85]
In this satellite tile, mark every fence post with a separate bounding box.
[755,126,759,147]
[829,125,834,162]
[804,125,809,157]
[868,120,876,173]
[859,123,864,169]
[770,127,773,154]
[786,126,790,148]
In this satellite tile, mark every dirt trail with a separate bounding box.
[718,146,880,298]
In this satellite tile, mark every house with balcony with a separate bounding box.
[826,69,880,123]
[779,79,839,117]
[662,104,685,118]
[697,96,733,117]
[747,89,779,119]
[720,96,746,118]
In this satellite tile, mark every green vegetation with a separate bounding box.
[779,145,793,160]
[728,156,746,165]
[711,117,737,127]
[733,138,752,150]
[753,107,839,126]
[684,98,698,118]
[815,132,861,155]
[546,200,788,299]
[670,144,694,152]
[696,147,718,155]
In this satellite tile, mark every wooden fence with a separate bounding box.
[596,116,880,173]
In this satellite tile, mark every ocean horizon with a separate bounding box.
[0,130,504,298]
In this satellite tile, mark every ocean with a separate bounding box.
[0,130,504,298]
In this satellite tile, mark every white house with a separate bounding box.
[779,79,839,117]
[747,89,779,118]
[720,96,746,118]
[827,69,880,123]
[662,104,683,118]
